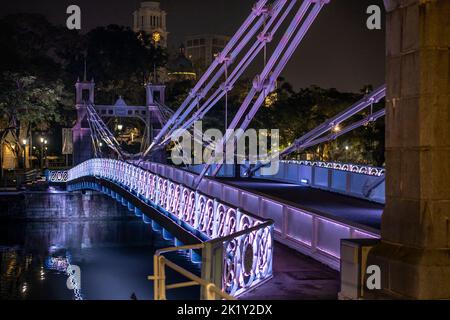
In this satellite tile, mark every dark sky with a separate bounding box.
[1,0,386,92]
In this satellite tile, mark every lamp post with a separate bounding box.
[44,140,48,168]
[22,139,27,169]
[40,137,44,169]
[39,137,48,169]
[117,124,123,144]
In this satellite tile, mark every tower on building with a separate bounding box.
[184,34,230,73]
[167,44,196,81]
[133,1,168,47]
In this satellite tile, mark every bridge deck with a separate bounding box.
[240,242,339,300]
[218,178,383,230]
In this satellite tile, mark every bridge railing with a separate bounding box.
[134,160,380,270]
[186,161,385,203]
[250,160,385,204]
[67,159,273,297]
[149,243,236,300]
[149,219,273,299]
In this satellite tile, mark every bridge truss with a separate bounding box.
[86,0,386,190]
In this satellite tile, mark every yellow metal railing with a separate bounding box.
[148,244,236,300]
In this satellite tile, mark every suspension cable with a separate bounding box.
[196,1,327,186]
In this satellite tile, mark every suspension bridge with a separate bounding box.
[46,0,450,299]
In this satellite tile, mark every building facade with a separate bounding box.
[184,34,230,71]
[167,45,196,82]
[133,1,168,47]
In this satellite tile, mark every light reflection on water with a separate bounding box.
[0,216,201,300]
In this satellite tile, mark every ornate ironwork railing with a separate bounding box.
[67,159,273,297]
[47,170,69,183]
[283,160,385,177]
[136,160,380,269]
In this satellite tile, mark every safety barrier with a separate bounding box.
[148,243,236,300]
[251,160,385,203]
[135,160,380,270]
[67,159,273,297]
[148,220,273,299]
[187,161,385,203]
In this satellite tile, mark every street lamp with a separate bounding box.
[44,140,48,168]
[345,145,349,163]
[22,139,27,168]
[117,124,123,131]
[39,137,46,169]
[333,125,341,133]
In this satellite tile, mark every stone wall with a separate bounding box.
[0,191,132,220]
[367,0,450,299]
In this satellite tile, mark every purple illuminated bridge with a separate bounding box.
[221,178,383,230]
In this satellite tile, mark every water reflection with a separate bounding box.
[0,218,201,300]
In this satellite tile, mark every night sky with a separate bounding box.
[1,0,386,92]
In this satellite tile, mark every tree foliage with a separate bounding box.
[0,72,67,160]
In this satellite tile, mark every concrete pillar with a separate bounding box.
[367,0,450,299]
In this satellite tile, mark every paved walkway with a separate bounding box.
[221,178,383,230]
[240,242,339,300]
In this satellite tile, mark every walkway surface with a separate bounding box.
[219,178,383,230]
[240,242,339,300]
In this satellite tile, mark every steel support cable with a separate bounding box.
[160,0,294,147]
[88,116,117,157]
[246,87,386,176]
[173,0,291,132]
[299,108,386,150]
[142,0,269,158]
[178,0,286,155]
[290,84,386,147]
[168,4,270,127]
[210,2,331,179]
[87,106,108,154]
[245,109,386,176]
[86,103,144,161]
[158,12,269,144]
[218,1,314,143]
[195,0,320,185]
[87,105,118,148]
[86,102,100,157]
[86,103,125,159]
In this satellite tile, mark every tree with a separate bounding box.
[0,72,66,169]
[80,25,168,105]
[250,83,385,165]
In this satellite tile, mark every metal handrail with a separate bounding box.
[149,221,272,300]
[148,243,236,300]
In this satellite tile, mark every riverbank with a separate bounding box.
[0,190,132,221]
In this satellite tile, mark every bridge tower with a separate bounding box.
[71,76,169,165]
[145,83,167,163]
[367,0,450,299]
[72,77,95,165]
[145,83,165,105]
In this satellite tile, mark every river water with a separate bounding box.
[0,194,201,300]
